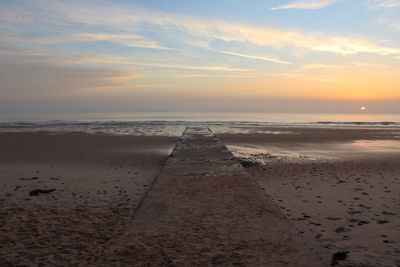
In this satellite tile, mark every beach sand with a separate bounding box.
[0,132,178,266]
[215,126,400,267]
[0,125,399,266]
[100,127,324,266]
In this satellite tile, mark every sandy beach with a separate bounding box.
[0,131,179,265]
[215,125,400,267]
[0,123,399,266]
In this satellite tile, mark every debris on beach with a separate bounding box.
[20,177,39,180]
[29,189,56,196]
[238,158,262,167]
[376,220,389,224]
[237,153,278,167]
[331,251,349,266]
[335,226,351,233]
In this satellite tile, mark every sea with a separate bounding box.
[1,112,400,136]
[1,112,400,125]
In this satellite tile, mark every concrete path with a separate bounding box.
[111,127,324,266]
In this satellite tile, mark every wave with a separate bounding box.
[1,120,400,128]
[0,120,399,138]
[316,121,400,126]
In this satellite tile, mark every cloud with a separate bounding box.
[193,22,400,56]
[3,32,168,50]
[0,44,127,67]
[1,0,398,58]
[211,50,293,64]
[375,0,400,8]
[128,62,252,73]
[271,0,338,10]
[1,0,400,106]
[0,44,252,77]
[159,73,255,79]
[0,63,140,98]
[310,35,399,55]
[374,18,400,32]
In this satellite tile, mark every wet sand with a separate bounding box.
[0,132,178,266]
[216,126,400,267]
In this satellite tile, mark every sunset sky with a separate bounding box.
[1,0,400,117]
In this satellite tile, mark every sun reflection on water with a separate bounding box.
[352,140,400,152]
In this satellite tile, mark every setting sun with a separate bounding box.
[361,106,366,111]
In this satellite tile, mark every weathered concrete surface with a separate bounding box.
[108,127,324,266]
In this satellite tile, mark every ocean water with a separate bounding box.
[0,112,400,137]
[1,113,400,156]
[1,112,400,124]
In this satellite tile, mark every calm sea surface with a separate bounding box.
[1,112,400,124]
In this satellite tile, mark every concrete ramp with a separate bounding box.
[113,127,323,266]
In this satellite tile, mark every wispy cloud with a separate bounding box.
[271,63,349,82]
[374,0,400,8]
[3,32,168,50]
[271,0,338,10]
[193,22,400,56]
[310,35,400,55]
[374,17,400,32]
[129,62,252,73]
[159,73,255,79]
[0,44,251,77]
[0,62,140,97]
[1,1,398,58]
[1,0,400,106]
[212,50,293,65]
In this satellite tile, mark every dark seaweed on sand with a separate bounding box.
[238,158,262,167]
[29,189,56,196]
[331,251,349,266]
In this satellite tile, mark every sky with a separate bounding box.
[0,0,400,117]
